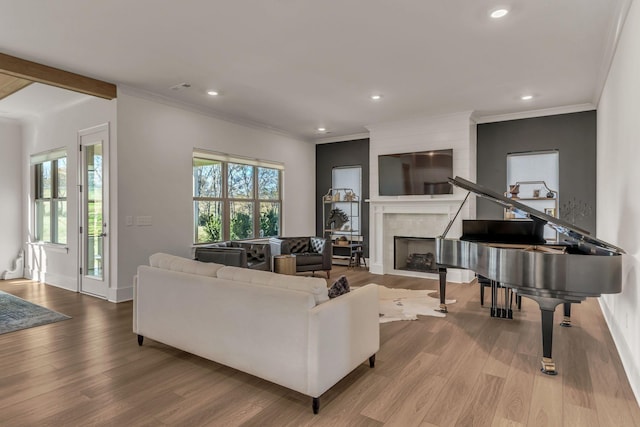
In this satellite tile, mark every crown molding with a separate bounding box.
[314,132,370,144]
[475,104,596,124]
[592,0,634,106]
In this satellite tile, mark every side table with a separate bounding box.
[274,254,296,275]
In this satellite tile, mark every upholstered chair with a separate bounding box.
[269,236,332,278]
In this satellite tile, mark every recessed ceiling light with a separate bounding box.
[521,95,534,101]
[207,90,219,96]
[317,127,327,133]
[490,8,509,18]
[370,94,383,101]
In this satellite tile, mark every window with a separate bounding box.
[32,149,67,244]
[193,151,283,243]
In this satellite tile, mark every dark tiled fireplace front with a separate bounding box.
[394,236,438,273]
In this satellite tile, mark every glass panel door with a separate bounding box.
[79,124,109,298]
[85,143,104,278]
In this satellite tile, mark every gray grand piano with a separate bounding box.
[436,176,624,375]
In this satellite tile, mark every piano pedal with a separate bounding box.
[435,303,448,314]
[560,316,572,327]
[540,357,558,375]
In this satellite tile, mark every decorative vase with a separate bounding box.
[509,184,520,198]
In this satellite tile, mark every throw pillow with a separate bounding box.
[310,238,325,254]
[328,275,350,299]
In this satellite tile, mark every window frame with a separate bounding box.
[32,149,68,245]
[193,151,283,244]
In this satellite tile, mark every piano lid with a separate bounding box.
[449,176,625,255]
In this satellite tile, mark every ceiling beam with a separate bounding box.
[0,52,117,100]
[0,73,32,100]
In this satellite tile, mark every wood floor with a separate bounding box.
[1,267,639,426]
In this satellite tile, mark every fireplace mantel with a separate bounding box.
[367,197,474,283]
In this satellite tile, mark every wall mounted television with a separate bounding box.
[378,149,453,196]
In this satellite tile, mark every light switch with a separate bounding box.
[136,216,152,226]
[125,216,133,226]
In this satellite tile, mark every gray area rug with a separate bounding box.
[0,290,71,334]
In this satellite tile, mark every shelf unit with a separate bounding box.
[504,180,558,241]
[322,188,362,265]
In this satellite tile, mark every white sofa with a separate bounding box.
[133,253,380,413]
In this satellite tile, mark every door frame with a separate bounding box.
[77,122,110,298]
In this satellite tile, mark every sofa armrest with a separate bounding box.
[194,246,248,267]
[307,284,380,397]
[269,237,291,256]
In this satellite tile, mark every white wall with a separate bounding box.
[115,90,315,298]
[0,119,23,274]
[597,0,640,404]
[21,97,117,291]
[366,111,477,282]
[368,111,477,202]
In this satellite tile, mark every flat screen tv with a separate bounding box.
[378,149,453,196]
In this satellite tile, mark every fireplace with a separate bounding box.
[394,236,438,273]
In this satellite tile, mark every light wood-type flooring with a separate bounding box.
[1,266,639,426]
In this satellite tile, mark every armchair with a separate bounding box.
[269,236,332,278]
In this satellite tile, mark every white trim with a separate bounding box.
[592,0,634,106]
[108,285,133,303]
[78,122,110,299]
[30,147,67,165]
[193,149,284,170]
[475,104,595,124]
[26,241,69,254]
[314,133,370,144]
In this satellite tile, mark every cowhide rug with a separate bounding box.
[376,285,456,323]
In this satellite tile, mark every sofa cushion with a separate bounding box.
[295,253,324,266]
[216,266,329,304]
[149,253,224,277]
[287,237,310,254]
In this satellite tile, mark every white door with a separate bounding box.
[79,123,110,298]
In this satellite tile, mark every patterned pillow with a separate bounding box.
[328,275,350,299]
[310,238,325,254]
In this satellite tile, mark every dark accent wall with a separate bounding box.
[477,111,597,234]
[316,139,370,256]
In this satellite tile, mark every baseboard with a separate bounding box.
[109,285,133,303]
[27,270,77,292]
[599,298,640,407]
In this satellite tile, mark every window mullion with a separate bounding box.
[223,162,230,241]
[253,165,259,239]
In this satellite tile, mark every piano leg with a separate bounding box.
[436,267,448,313]
[490,280,499,317]
[540,306,559,375]
[560,303,572,327]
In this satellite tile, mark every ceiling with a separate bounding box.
[0,0,632,141]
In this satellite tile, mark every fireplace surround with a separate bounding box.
[368,198,474,283]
